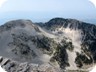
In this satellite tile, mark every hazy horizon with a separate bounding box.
[0,0,96,25]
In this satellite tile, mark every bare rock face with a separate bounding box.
[0,56,59,72]
[0,18,96,72]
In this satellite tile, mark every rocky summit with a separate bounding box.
[0,18,96,72]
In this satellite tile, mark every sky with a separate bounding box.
[0,0,96,24]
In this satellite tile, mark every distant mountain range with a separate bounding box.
[0,18,96,72]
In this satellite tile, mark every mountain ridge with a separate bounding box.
[0,18,96,72]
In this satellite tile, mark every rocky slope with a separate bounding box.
[0,56,59,72]
[0,18,96,72]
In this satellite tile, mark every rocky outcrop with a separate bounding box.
[0,56,60,72]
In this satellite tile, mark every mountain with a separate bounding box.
[0,18,96,72]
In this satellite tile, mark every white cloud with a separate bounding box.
[89,0,96,7]
[0,0,7,8]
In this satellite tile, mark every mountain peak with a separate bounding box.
[4,19,33,26]
[44,18,96,30]
[0,19,33,32]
